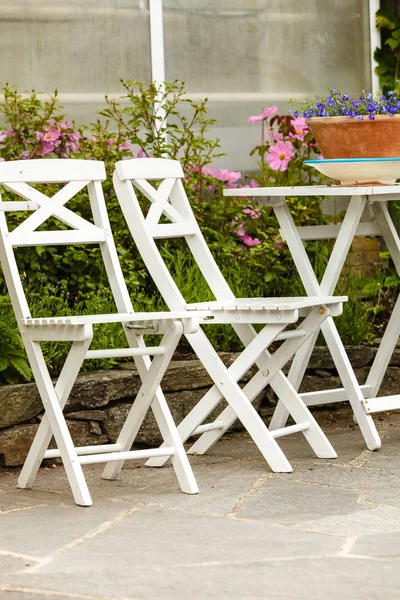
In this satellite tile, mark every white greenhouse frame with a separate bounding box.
[0,0,381,106]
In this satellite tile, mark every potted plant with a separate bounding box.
[290,89,400,158]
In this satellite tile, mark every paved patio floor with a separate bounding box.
[1,407,400,599]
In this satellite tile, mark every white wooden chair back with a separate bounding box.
[0,159,134,321]
[0,159,201,506]
[113,158,235,311]
[113,158,354,474]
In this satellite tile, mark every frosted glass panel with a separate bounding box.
[163,0,371,169]
[0,0,151,123]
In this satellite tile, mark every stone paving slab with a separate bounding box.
[0,407,400,599]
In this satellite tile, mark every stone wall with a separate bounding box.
[1,346,399,467]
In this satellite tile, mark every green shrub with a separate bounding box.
[0,81,386,383]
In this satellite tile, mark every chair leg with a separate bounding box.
[101,321,198,493]
[269,331,318,430]
[189,308,336,459]
[145,323,285,468]
[18,338,93,506]
[190,335,293,472]
[148,327,293,472]
[320,318,381,450]
[18,334,93,491]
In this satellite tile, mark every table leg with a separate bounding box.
[269,197,380,449]
[363,201,400,399]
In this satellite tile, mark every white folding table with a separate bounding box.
[224,185,400,450]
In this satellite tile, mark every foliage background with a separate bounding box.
[0,80,394,384]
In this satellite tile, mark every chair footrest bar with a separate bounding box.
[270,422,310,439]
[85,347,165,359]
[44,443,122,459]
[192,421,225,435]
[78,447,176,465]
[301,384,372,406]
[364,395,400,413]
[274,329,306,342]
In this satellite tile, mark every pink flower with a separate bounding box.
[248,106,278,123]
[0,132,6,143]
[233,222,247,238]
[0,157,4,162]
[266,140,294,172]
[37,141,56,156]
[41,129,61,142]
[243,207,261,219]
[242,235,260,247]
[270,130,283,142]
[118,139,133,152]
[65,140,79,153]
[202,167,243,188]
[289,117,309,140]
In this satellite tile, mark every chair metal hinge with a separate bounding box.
[125,322,160,333]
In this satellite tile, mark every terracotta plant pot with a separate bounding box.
[305,114,400,158]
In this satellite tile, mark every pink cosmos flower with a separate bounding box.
[202,167,242,188]
[242,235,260,247]
[40,129,61,143]
[216,169,242,186]
[118,139,132,152]
[65,140,79,153]
[233,222,247,238]
[37,142,55,156]
[243,207,261,219]
[0,132,6,143]
[269,130,283,143]
[266,140,294,172]
[289,117,309,140]
[248,106,278,123]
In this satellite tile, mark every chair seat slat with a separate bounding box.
[185,296,347,312]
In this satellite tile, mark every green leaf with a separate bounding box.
[362,281,381,295]
[0,355,10,371]
[385,37,400,50]
[376,9,400,31]
[384,275,400,288]
[9,355,32,380]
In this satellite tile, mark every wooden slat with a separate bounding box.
[0,159,106,183]
[0,201,39,211]
[8,228,106,247]
[293,221,381,241]
[152,222,197,238]
[116,158,184,181]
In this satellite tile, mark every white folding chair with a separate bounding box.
[0,158,203,506]
[113,157,348,473]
